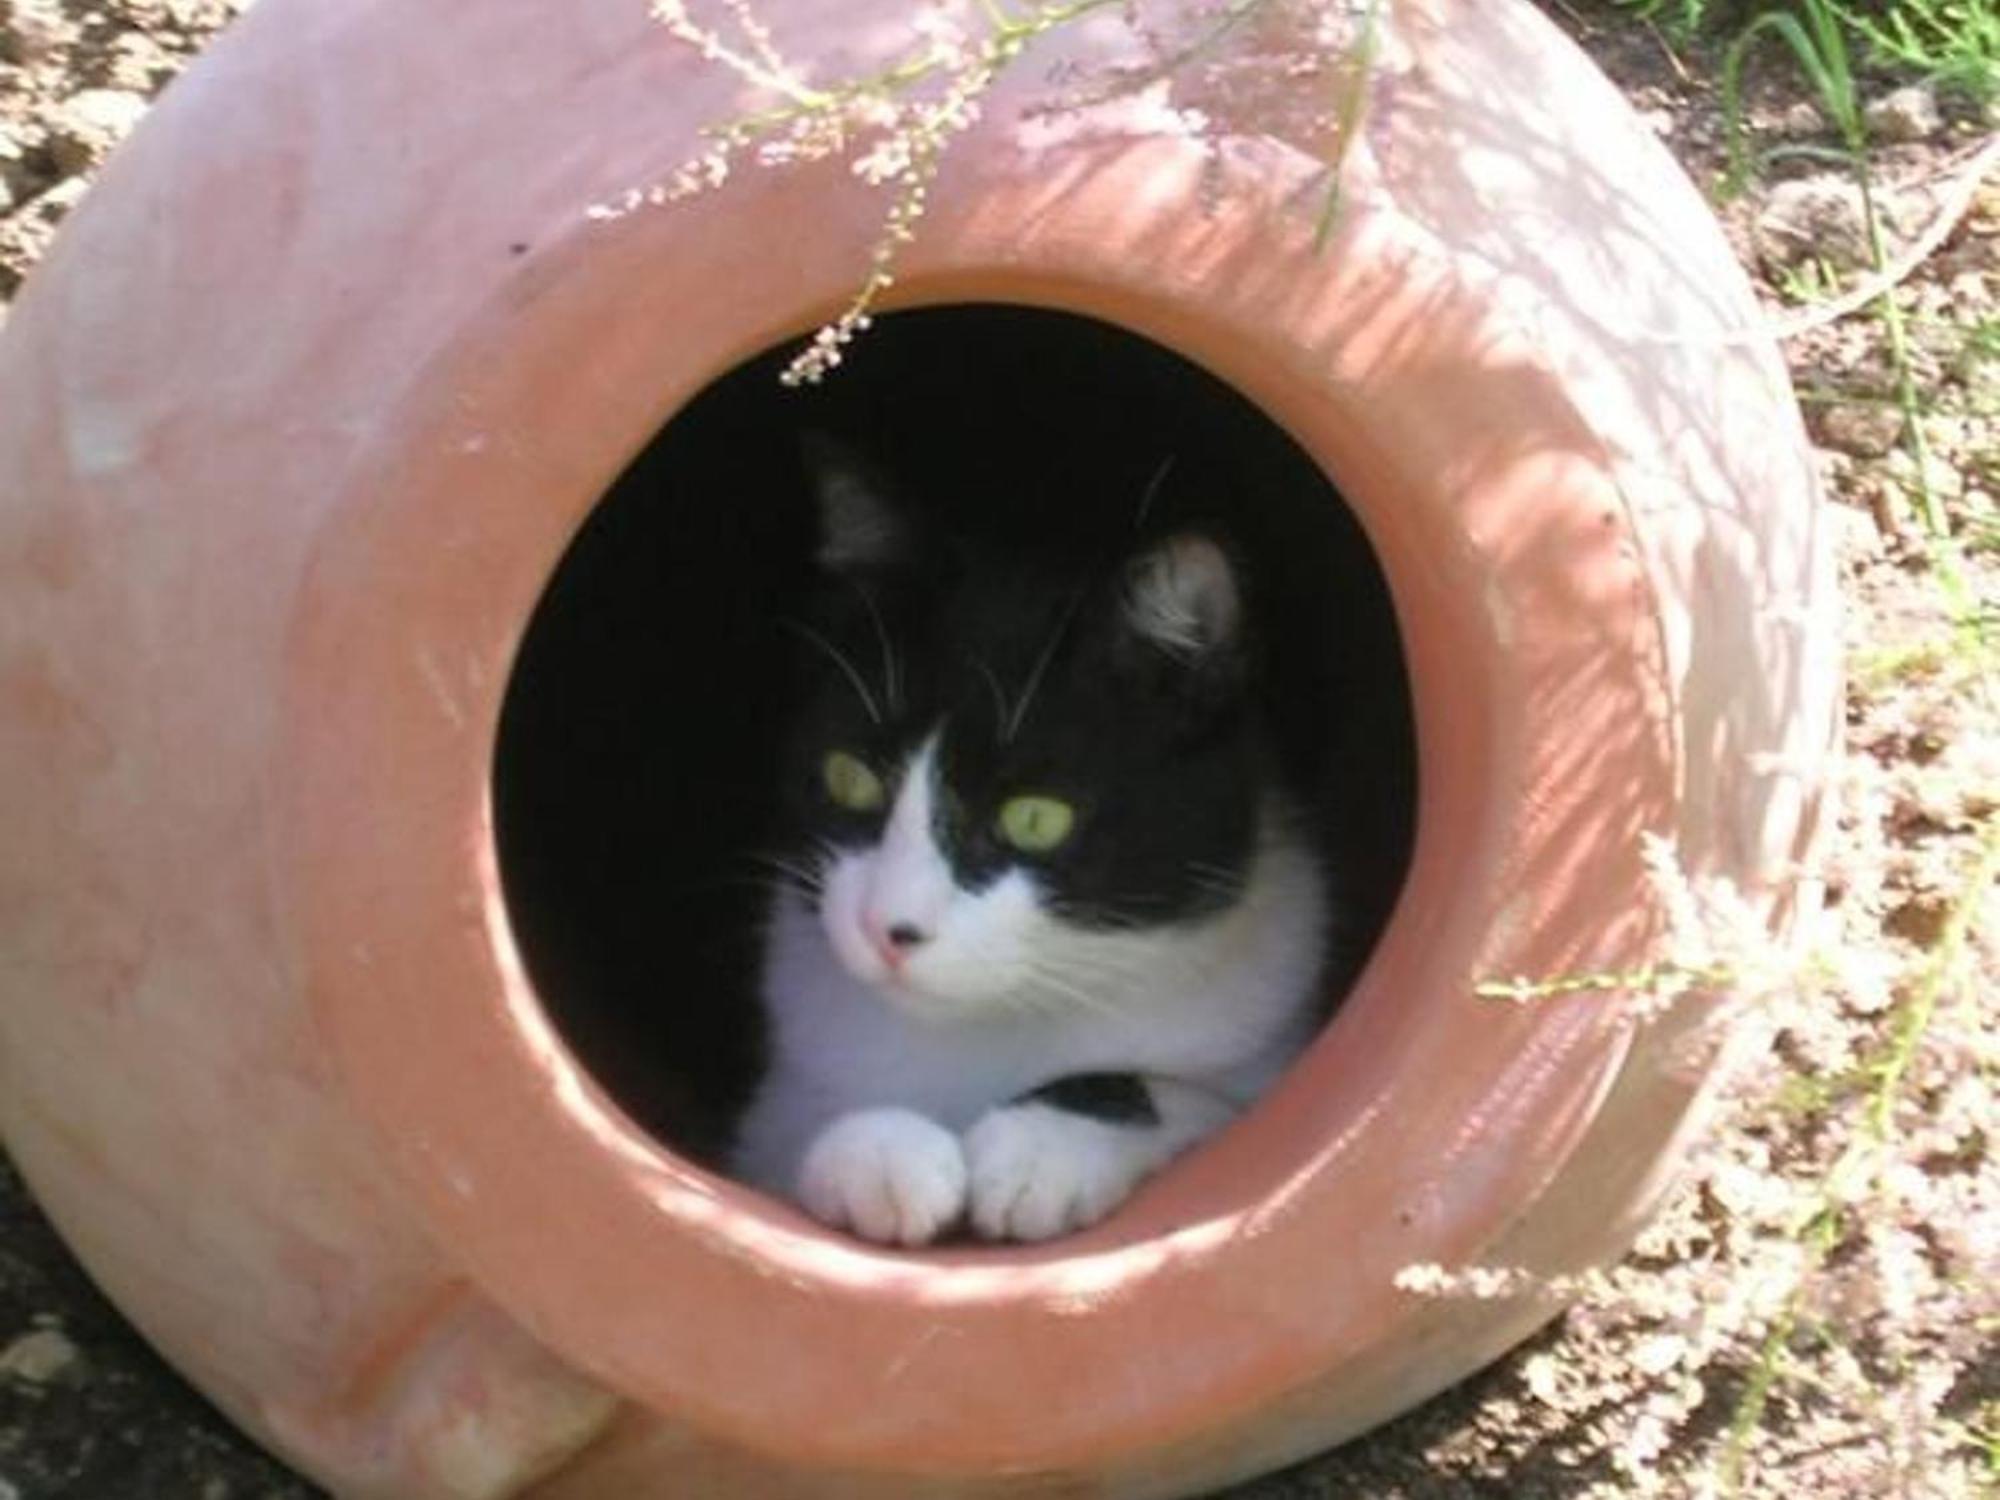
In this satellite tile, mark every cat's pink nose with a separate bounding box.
[870,920,929,966]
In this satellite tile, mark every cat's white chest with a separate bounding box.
[732,895,1094,1188]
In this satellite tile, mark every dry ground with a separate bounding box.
[1,1,1995,1496]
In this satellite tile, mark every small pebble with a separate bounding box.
[1777,100,1824,136]
[1887,446,1963,500]
[1816,402,1905,458]
[47,87,150,174]
[0,0,70,63]
[0,1327,80,1385]
[1825,496,1885,560]
[1865,83,1943,144]
[1756,174,1871,270]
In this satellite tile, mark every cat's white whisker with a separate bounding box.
[1178,867,1238,886]
[745,849,826,887]
[1018,958,1129,1020]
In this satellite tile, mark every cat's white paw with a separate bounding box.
[796,1107,968,1247]
[964,1103,1149,1243]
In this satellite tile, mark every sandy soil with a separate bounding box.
[1,1,1994,1496]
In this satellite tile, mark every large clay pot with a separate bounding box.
[0,0,1836,1495]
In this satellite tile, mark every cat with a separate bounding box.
[727,443,1332,1245]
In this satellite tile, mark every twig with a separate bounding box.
[1766,131,1999,343]
[1645,17,1693,85]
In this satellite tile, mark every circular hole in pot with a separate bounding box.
[492,303,1415,1191]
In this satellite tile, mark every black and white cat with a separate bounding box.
[729,448,1331,1245]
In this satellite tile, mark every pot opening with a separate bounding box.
[492,302,1415,1196]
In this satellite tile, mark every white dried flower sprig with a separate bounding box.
[602,0,1130,384]
[597,1,1400,380]
[653,0,818,104]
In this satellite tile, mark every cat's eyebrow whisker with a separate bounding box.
[845,576,903,718]
[780,617,882,725]
[1005,586,1087,743]
[1133,452,1176,532]
[970,654,1012,736]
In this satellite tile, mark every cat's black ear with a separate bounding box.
[1120,533,1243,665]
[803,431,905,573]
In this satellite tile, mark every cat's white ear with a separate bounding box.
[1122,533,1241,659]
[805,434,904,572]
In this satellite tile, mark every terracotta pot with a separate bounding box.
[0,0,1836,1495]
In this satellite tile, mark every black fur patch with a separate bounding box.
[1020,1072,1160,1126]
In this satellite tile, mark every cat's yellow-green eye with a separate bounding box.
[822,750,886,812]
[996,794,1075,853]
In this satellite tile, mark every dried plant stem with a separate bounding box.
[1863,812,1997,1137]
[1475,959,1734,1004]
[1716,812,1999,1492]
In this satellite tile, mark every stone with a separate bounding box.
[0,1327,80,1385]
[1825,494,1885,560]
[1865,83,1943,144]
[1756,174,1872,271]
[1810,442,1855,489]
[0,0,70,63]
[1777,100,1824,136]
[1887,446,1964,501]
[1816,402,1905,458]
[47,88,151,175]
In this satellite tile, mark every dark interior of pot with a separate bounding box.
[492,303,1416,1168]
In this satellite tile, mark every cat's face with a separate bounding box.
[772,447,1269,1021]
